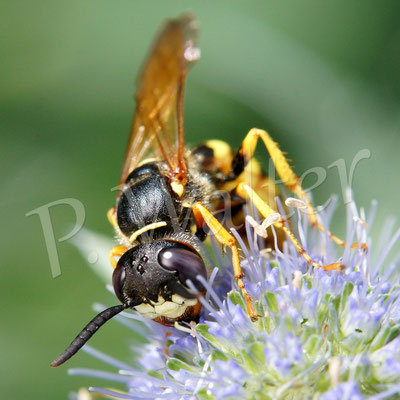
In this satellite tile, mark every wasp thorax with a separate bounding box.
[112,239,207,323]
[116,163,179,238]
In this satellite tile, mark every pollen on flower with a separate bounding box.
[292,270,302,289]
[69,195,400,400]
[261,212,281,227]
[285,197,307,209]
[328,357,341,387]
[245,215,268,238]
[352,215,368,228]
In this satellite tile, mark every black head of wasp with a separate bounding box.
[51,14,364,368]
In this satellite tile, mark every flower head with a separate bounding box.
[69,195,400,399]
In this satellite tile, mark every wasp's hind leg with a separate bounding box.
[192,202,259,322]
[233,128,365,250]
[236,183,343,271]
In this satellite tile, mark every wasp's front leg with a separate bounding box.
[109,245,128,269]
[192,202,259,322]
[107,207,128,269]
[107,206,118,229]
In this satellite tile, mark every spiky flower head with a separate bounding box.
[69,194,400,400]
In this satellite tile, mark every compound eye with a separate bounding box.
[158,246,207,290]
[112,264,126,303]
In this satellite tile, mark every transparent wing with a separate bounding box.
[118,14,199,191]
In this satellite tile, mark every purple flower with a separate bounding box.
[67,196,400,399]
[320,382,363,400]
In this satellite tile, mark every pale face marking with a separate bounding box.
[134,294,198,320]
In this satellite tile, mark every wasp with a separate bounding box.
[51,14,355,368]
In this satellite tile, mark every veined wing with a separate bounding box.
[118,14,200,193]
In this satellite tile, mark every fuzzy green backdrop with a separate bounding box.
[1,1,400,399]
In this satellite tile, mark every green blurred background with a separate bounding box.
[1,1,400,398]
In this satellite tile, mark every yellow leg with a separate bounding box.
[107,206,118,229]
[236,183,343,271]
[238,128,364,250]
[192,202,259,321]
[109,245,128,269]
